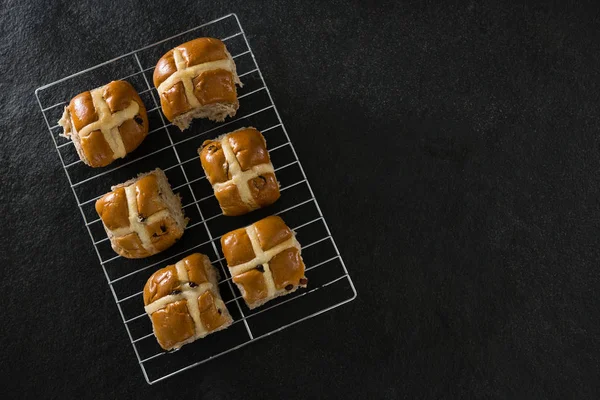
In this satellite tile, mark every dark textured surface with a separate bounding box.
[1,0,600,398]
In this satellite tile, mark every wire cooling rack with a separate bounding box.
[34,13,357,384]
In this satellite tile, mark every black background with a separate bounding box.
[1,0,599,398]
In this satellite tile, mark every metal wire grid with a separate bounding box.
[34,13,357,384]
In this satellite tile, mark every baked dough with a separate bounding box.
[143,253,232,350]
[153,37,241,130]
[95,168,187,259]
[198,127,280,216]
[58,80,148,167]
[221,216,307,309]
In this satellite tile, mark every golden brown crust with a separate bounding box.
[153,50,177,88]
[95,187,129,230]
[153,38,228,87]
[153,38,238,124]
[221,227,256,266]
[179,38,228,67]
[113,232,146,258]
[151,301,195,350]
[198,291,229,331]
[268,247,305,290]
[95,169,185,259]
[103,80,137,113]
[143,265,179,305]
[232,269,268,304]
[192,69,237,106]
[183,254,210,285]
[69,91,98,131]
[80,130,114,168]
[119,117,147,153]
[145,217,181,253]
[144,253,232,350]
[199,139,229,185]
[117,81,148,154]
[64,80,148,168]
[214,184,250,216]
[254,216,293,251]
[227,128,270,171]
[222,216,307,308]
[199,128,280,216]
[134,174,167,219]
[143,254,211,306]
[248,173,280,208]
[160,81,191,121]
